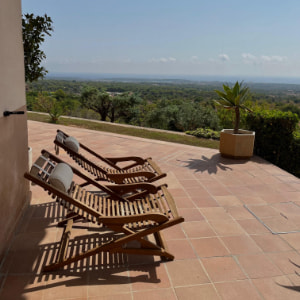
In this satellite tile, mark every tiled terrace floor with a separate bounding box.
[1,120,300,300]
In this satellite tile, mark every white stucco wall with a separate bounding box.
[0,0,29,262]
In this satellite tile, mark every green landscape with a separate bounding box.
[26,78,300,178]
[27,78,300,131]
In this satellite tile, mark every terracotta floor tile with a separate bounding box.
[168,188,189,198]
[227,186,257,197]
[268,251,300,275]
[250,234,292,252]
[201,256,246,282]
[166,259,209,286]
[166,239,197,259]
[209,220,245,236]
[200,207,232,221]
[175,284,221,300]
[215,280,262,300]
[173,196,196,208]
[185,186,212,198]
[87,269,131,298]
[237,253,283,279]
[6,121,300,299]
[190,195,220,208]
[43,275,89,300]
[237,219,270,234]
[191,237,229,258]
[203,182,231,197]
[252,276,300,300]
[238,195,267,205]
[283,191,300,202]
[179,179,203,188]
[288,273,300,286]
[281,232,300,250]
[214,195,243,207]
[133,288,176,300]
[288,215,300,227]
[130,264,170,291]
[191,237,229,257]
[221,235,262,255]
[260,216,299,233]
[272,202,300,216]
[246,205,279,218]
[181,221,216,238]
[0,275,45,300]
[89,295,131,300]
[226,206,255,220]
[177,208,204,222]
[5,250,41,274]
[163,224,186,240]
[260,193,289,204]
[10,230,59,252]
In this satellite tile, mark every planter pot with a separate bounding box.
[219,129,255,159]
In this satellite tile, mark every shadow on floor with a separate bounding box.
[0,201,162,300]
[277,259,300,292]
[178,154,233,174]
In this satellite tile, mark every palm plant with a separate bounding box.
[214,81,252,134]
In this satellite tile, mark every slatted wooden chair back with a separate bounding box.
[53,129,166,184]
[24,150,184,272]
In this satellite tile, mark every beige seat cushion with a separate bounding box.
[65,136,80,153]
[49,163,73,192]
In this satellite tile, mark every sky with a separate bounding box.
[21,0,300,80]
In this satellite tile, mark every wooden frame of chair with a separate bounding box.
[24,150,184,272]
[54,129,167,184]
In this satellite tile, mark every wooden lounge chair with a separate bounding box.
[54,129,166,184]
[24,150,184,272]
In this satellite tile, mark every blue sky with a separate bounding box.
[21,0,300,79]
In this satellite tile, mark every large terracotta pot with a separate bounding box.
[219,129,255,159]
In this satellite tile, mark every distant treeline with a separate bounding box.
[26,79,300,129]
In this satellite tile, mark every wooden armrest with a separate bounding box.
[106,156,146,166]
[106,183,158,195]
[99,213,168,225]
[107,171,156,183]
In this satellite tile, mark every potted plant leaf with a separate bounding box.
[214,81,255,158]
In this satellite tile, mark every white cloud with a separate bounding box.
[242,53,257,60]
[261,55,287,63]
[242,53,258,65]
[150,57,177,63]
[191,55,199,62]
[241,53,288,65]
[219,54,230,62]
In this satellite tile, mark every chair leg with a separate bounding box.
[57,212,82,227]
[43,218,183,272]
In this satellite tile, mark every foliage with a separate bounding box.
[246,108,300,176]
[28,111,220,149]
[143,98,179,130]
[186,128,220,140]
[109,93,142,124]
[143,99,220,131]
[22,13,53,82]
[33,92,63,123]
[280,103,300,118]
[214,81,252,133]
[80,87,111,121]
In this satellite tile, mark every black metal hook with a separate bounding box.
[3,111,25,117]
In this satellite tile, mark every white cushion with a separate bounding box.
[49,163,73,192]
[65,136,80,153]
[56,131,65,143]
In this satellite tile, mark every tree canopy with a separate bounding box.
[22,13,53,82]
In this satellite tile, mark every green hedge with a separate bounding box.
[186,128,220,140]
[246,109,300,176]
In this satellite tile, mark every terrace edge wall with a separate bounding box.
[0,0,30,262]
